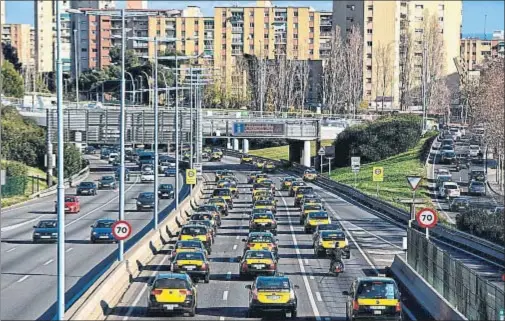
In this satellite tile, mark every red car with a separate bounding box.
[55,196,81,214]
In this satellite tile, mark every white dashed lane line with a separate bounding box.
[43,259,54,266]
[222,290,229,300]
[6,247,16,253]
[17,275,30,283]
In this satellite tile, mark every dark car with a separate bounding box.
[136,192,156,211]
[98,176,116,190]
[84,146,96,154]
[441,151,456,164]
[449,197,470,212]
[76,181,97,196]
[90,219,116,243]
[468,180,486,196]
[164,166,177,177]
[114,167,130,181]
[33,220,58,243]
[469,169,486,182]
[158,184,175,199]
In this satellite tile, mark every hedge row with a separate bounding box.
[456,209,504,245]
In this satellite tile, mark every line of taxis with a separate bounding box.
[144,168,405,320]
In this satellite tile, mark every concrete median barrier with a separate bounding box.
[65,180,204,320]
[389,255,467,321]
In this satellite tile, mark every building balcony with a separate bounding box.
[273,16,287,24]
[320,20,332,26]
[204,50,214,56]
[320,43,331,49]
[204,24,214,30]
[166,24,176,30]
[274,37,287,44]
[232,49,243,55]
[232,27,243,33]
[232,39,243,44]
[320,31,332,38]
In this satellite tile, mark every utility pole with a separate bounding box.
[118,8,126,262]
[175,52,180,207]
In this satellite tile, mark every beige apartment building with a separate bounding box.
[460,37,504,70]
[35,0,55,73]
[1,23,33,67]
[333,0,462,108]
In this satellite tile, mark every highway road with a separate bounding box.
[0,155,186,320]
[107,156,431,321]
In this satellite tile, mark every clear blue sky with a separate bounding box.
[5,0,504,36]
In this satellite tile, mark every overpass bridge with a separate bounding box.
[20,107,349,166]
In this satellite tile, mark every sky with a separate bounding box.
[4,0,504,36]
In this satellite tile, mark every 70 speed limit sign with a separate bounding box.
[416,208,438,229]
[112,220,132,241]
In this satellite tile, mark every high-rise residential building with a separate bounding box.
[333,0,462,109]
[35,0,54,73]
[1,23,33,67]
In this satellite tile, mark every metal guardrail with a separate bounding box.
[223,149,505,264]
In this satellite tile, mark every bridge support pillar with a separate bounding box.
[302,140,311,167]
[233,138,239,151]
[243,139,249,153]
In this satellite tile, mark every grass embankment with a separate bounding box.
[1,160,49,208]
[329,135,436,212]
[249,140,334,160]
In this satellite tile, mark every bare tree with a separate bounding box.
[373,42,394,111]
[343,25,363,117]
[321,27,346,114]
[294,59,309,112]
[399,28,415,110]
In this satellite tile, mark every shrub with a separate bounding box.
[456,209,504,245]
[333,115,423,167]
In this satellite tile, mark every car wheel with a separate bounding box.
[290,308,297,319]
[204,274,210,283]
[90,238,95,244]
[247,309,257,318]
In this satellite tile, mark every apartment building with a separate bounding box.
[35,0,54,73]
[333,0,462,108]
[1,23,33,67]
[460,30,505,70]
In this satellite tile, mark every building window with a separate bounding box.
[249,33,254,39]
[294,11,298,17]
[222,32,226,38]
[264,11,269,17]
[415,4,423,9]
[308,38,313,44]
[346,17,354,22]
[367,41,372,46]
[264,23,268,28]
[366,65,372,70]
[366,78,372,83]
[195,20,199,25]
[250,22,254,27]
[249,11,254,17]
[367,53,372,58]
[309,15,314,21]
[293,45,298,50]
[309,49,314,55]
[416,16,423,21]
[250,45,254,50]
[222,44,226,49]
[309,27,314,33]
[264,33,269,38]
[222,11,226,17]
[293,33,298,39]
[438,17,444,22]
[346,4,355,10]
[368,5,373,10]
[367,29,372,34]
[415,28,423,33]
[366,90,371,96]
[222,22,226,28]
[293,23,298,29]
[264,44,268,50]
[438,4,444,10]
[367,17,373,23]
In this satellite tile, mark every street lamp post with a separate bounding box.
[125,71,136,105]
[73,27,79,108]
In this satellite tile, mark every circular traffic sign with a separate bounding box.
[374,168,382,175]
[416,208,438,229]
[188,170,195,177]
[112,220,132,241]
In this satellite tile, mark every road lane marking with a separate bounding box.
[236,235,240,240]
[304,258,309,265]
[222,290,229,300]
[280,195,321,320]
[1,176,140,233]
[219,317,225,321]
[43,259,54,266]
[233,244,237,250]
[17,275,30,283]
[226,271,232,280]
[6,247,16,253]
[316,292,323,302]
[310,275,315,280]
[123,253,169,320]
[66,247,73,253]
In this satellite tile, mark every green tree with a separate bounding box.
[54,144,82,178]
[1,61,24,98]
[1,43,22,71]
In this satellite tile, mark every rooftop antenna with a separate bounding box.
[484,14,487,39]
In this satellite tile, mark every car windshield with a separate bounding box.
[321,231,345,240]
[250,236,275,243]
[446,185,458,190]
[191,214,212,220]
[309,212,329,219]
[245,251,273,259]
[139,193,154,199]
[159,184,173,190]
[102,176,114,181]
[198,206,217,212]
[95,221,114,228]
[256,278,290,290]
[471,182,484,187]
[181,226,206,235]
[470,146,479,150]
[252,213,274,220]
[438,176,451,182]
[255,201,273,206]
[191,220,211,227]
[357,280,398,299]
[292,182,306,187]
[175,252,205,261]
[305,205,322,211]
[209,198,225,204]
[142,171,153,175]
[80,182,94,187]
[444,152,456,157]
[213,189,230,196]
[65,197,76,202]
[319,224,341,231]
[38,221,57,228]
[305,170,317,174]
[154,278,188,289]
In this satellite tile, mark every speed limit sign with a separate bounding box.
[112,220,132,241]
[416,208,438,229]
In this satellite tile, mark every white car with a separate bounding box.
[140,171,155,183]
[469,145,481,157]
[435,169,451,180]
[439,182,460,199]
[450,127,462,140]
[108,153,119,164]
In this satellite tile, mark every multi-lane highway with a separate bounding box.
[0,155,185,320]
[106,156,431,320]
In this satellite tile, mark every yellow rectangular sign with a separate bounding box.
[373,167,384,182]
[186,169,197,184]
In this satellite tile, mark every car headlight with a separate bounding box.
[52,233,57,236]
[34,232,40,236]
[289,289,295,300]
[345,239,349,246]
[137,201,142,205]
[318,240,323,245]
[92,232,97,235]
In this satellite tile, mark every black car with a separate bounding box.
[449,197,470,212]
[469,169,486,182]
[441,151,456,164]
[136,192,156,211]
[98,176,117,190]
[33,220,58,243]
[76,181,97,196]
[158,184,175,199]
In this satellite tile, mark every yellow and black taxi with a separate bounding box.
[250,212,278,235]
[313,229,350,258]
[241,154,254,164]
[303,168,318,181]
[207,197,229,216]
[170,239,208,261]
[146,273,197,317]
[196,204,222,225]
[312,223,343,243]
[212,148,223,157]
[254,199,277,213]
[263,162,276,173]
[171,250,210,283]
[210,151,222,161]
[247,171,262,184]
[242,231,279,257]
[238,250,278,279]
[304,211,331,233]
[252,190,273,202]
[294,186,315,207]
[203,146,212,154]
[300,194,322,207]
[245,275,299,319]
[178,224,213,254]
[261,179,276,192]
[280,177,297,191]
[254,173,269,184]
[343,277,403,321]
[299,203,325,224]
[215,169,232,182]
[289,181,307,197]
[255,159,266,169]
[188,218,217,242]
[212,188,234,209]
[217,179,239,197]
